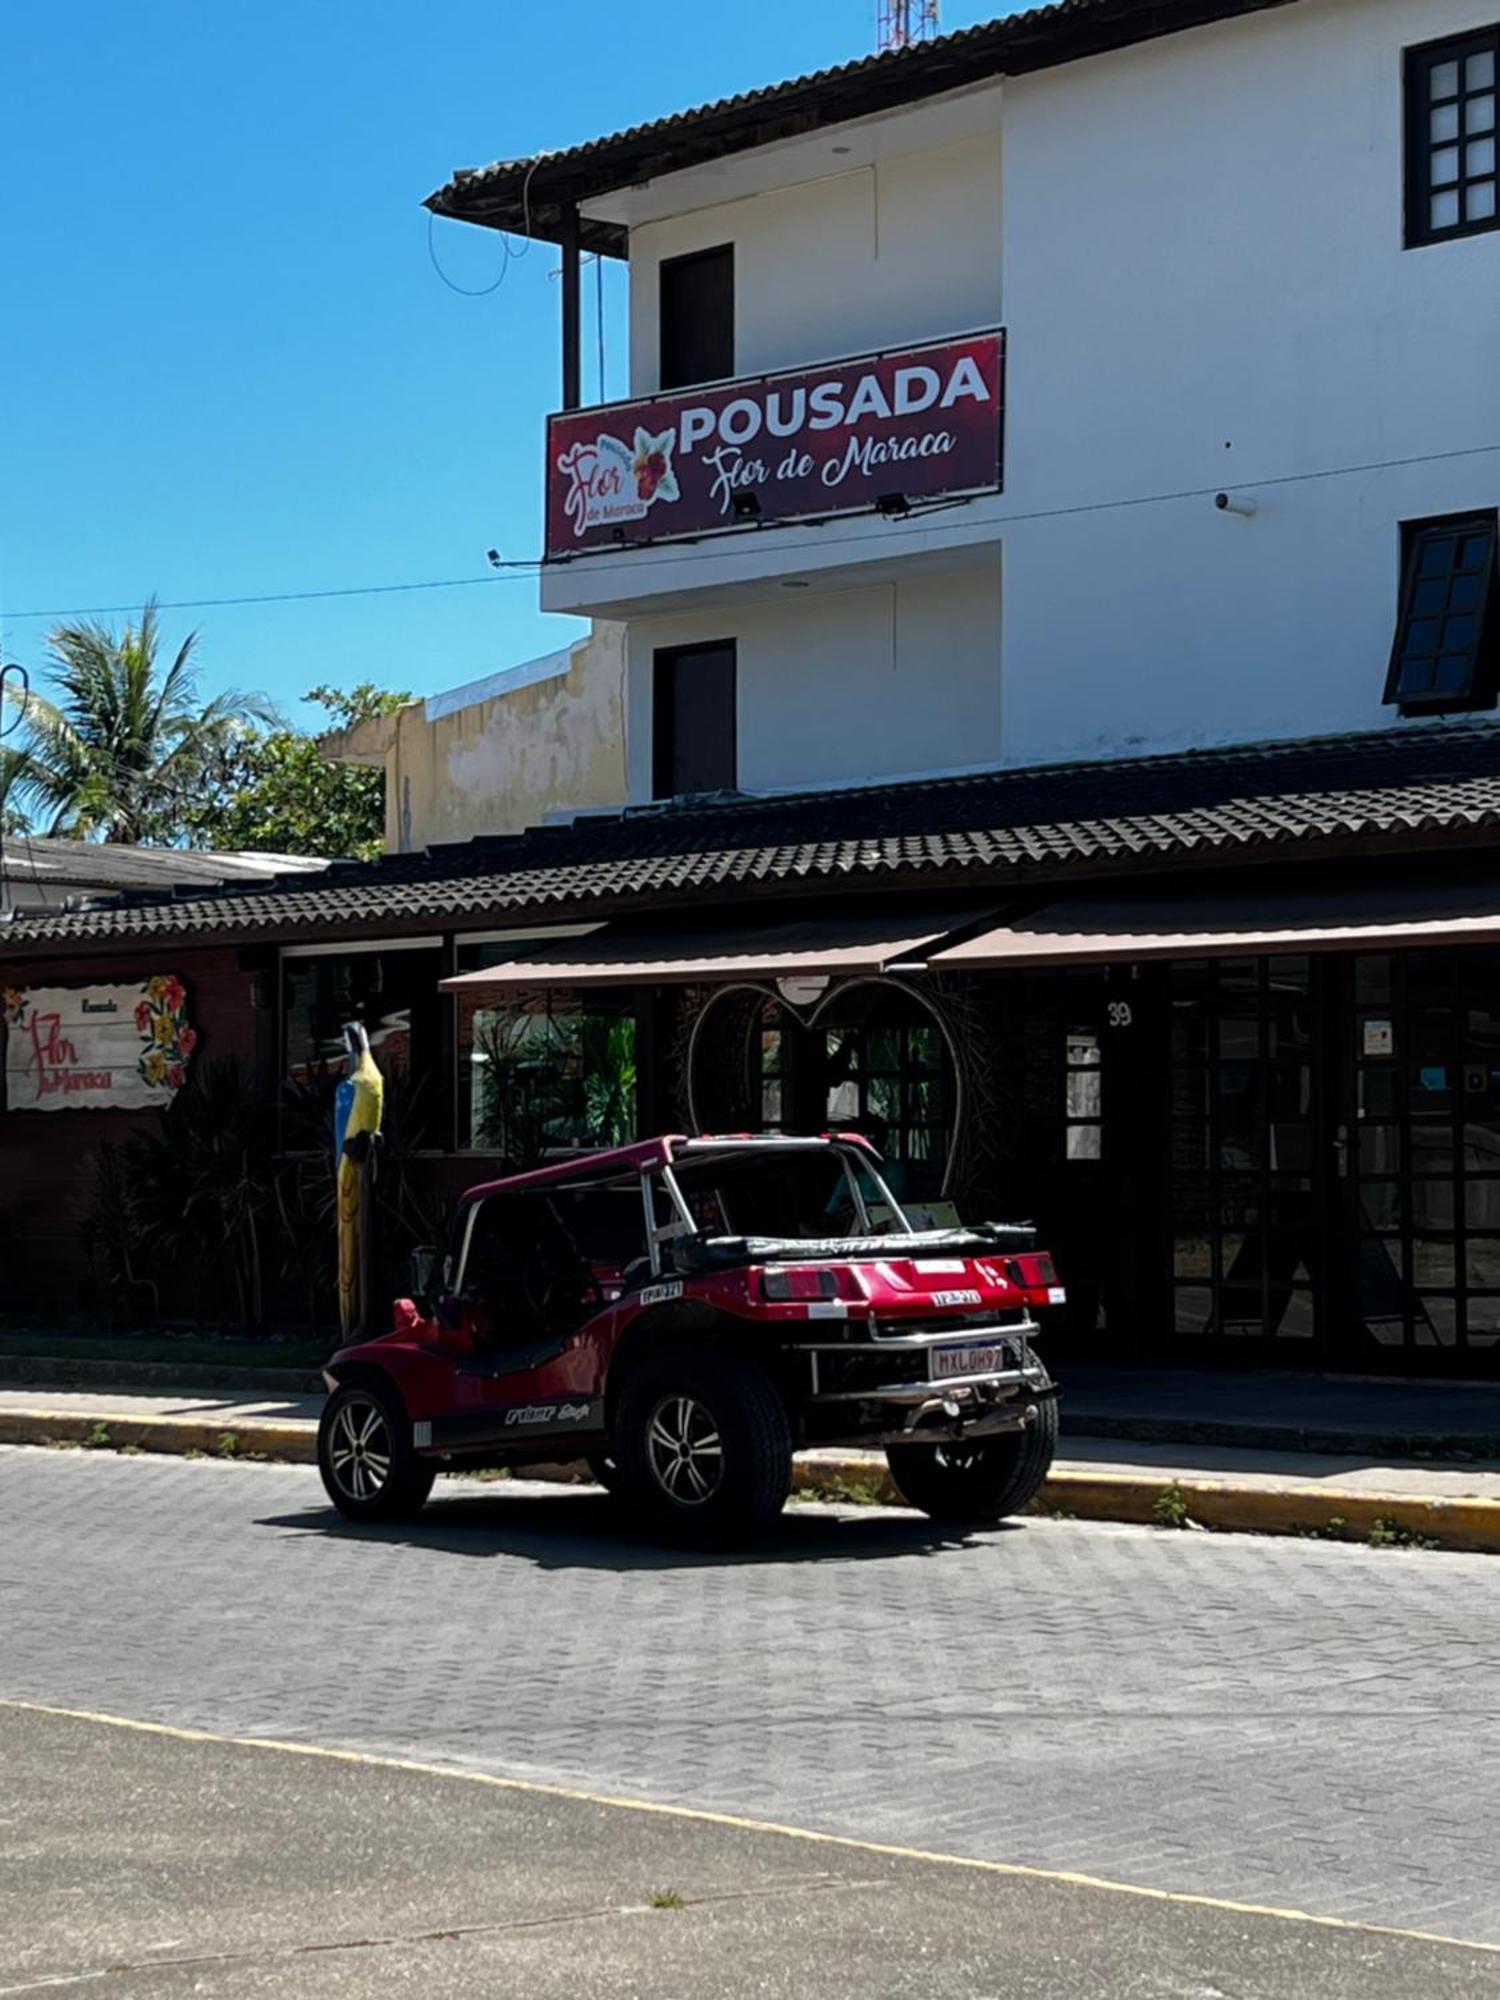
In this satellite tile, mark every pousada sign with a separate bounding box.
[545,330,1005,558]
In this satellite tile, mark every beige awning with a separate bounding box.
[924,882,1500,971]
[442,909,978,995]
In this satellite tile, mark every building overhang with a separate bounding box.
[441,907,981,996]
[440,873,1500,999]
[919,880,1500,971]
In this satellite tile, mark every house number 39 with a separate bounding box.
[1107,1001,1134,1028]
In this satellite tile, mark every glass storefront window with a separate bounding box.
[281,944,444,1149]
[454,955,636,1162]
[283,946,443,1084]
[1413,1235,1457,1287]
[1358,1125,1402,1174]
[1167,957,1320,1347]
[1415,1297,1460,1347]
[1174,1283,1213,1334]
[821,996,953,1197]
[1064,1026,1102,1163]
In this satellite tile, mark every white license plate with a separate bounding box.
[931,1341,1008,1381]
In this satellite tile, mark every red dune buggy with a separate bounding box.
[318,1133,1063,1544]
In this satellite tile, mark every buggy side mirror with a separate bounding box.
[409,1245,440,1300]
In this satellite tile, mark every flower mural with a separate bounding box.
[136,976,194,1093]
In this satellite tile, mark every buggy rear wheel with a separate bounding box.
[885,1397,1058,1524]
[318,1380,436,1523]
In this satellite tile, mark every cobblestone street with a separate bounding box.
[3,1444,1498,1951]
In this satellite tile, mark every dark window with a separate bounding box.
[659,245,734,390]
[1385,513,1500,712]
[280,944,444,1147]
[1406,28,1499,247]
[653,641,737,798]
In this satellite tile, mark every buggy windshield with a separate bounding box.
[666,1142,911,1241]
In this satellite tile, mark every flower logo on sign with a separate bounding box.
[556,426,679,539]
[630,427,679,507]
[1,987,27,1030]
[134,975,195,1093]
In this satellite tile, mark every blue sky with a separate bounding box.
[1,1,1001,727]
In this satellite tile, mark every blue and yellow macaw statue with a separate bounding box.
[335,1023,384,1339]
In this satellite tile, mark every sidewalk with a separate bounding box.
[1062,1365,1500,1457]
[5,1383,1500,1552]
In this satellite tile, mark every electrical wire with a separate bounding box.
[3,574,526,620]
[426,210,512,297]
[5,434,1500,622]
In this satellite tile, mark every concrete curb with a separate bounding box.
[802,1454,1500,1554]
[0,1410,317,1465]
[5,1408,1499,1553]
[0,1356,325,1395]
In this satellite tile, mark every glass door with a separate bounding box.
[1344,948,1500,1371]
[1167,956,1330,1360]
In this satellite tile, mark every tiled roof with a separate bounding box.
[5,722,1500,955]
[425,0,1291,251]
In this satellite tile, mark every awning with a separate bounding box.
[442,909,977,995]
[924,881,1500,971]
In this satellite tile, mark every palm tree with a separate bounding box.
[0,601,277,842]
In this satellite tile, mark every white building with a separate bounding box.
[433,0,1500,799]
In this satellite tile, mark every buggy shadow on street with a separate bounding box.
[257,1485,999,1572]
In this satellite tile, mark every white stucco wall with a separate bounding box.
[996,0,1500,763]
[626,125,1003,393]
[625,555,1002,797]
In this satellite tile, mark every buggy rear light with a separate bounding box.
[761,1266,840,1302]
[1005,1253,1061,1293]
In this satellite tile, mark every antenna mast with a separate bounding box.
[878,0,939,51]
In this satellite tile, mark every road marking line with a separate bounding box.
[5,1697,1497,1961]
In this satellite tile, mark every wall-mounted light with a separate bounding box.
[1215,492,1258,518]
[731,492,762,523]
[777,974,830,1005]
[875,491,911,518]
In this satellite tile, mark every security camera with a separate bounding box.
[1215,492,1258,517]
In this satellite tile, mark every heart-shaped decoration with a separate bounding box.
[683,974,965,1195]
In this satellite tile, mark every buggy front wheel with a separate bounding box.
[885,1397,1058,1524]
[318,1380,435,1523]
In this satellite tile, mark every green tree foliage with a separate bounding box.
[0,602,276,842]
[185,683,409,861]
